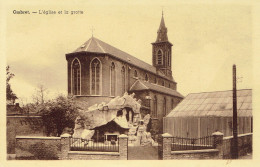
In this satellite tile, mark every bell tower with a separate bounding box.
[152,12,173,77]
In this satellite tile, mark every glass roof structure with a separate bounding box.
[167,89,252,117]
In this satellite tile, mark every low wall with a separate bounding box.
[172,143,213,151]
[68,151,120,160]
[222,133,252,159]
[15,136,61,160]
[159,132,253,160]
[171,149,219,159]
[15,134,128,160]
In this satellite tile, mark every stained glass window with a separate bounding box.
[134,70,138,77]
[72,59,80,95]
[110,62,116,96]
[145,73,149,81]
[91,58,101,95]
[121,66,126,94]
[157,50,163,65]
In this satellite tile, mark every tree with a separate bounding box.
[38,95,80,136]
[6,66,17,104]
[32,84,48,105]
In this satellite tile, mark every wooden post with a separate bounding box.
[232,64,238,159]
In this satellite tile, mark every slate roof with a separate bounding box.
[166,89,252,118]
[72,37,175,82]
[130,80,183,98]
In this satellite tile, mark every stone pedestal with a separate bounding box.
[60,133,71,160]
[158,133,173,160]
[212,131,224,159]
[119,134,128,160]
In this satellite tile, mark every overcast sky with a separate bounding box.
[4,0,253,103]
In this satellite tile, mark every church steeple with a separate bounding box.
[152,12,173,78]
[156,12,168,42]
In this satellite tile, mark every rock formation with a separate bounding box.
[72,93,157,146]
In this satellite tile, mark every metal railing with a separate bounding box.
[70,137,119,152]
[171,136,214,151]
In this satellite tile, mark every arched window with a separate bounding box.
[153,96,157,117]
[157,50,163,65]
[154,77,157,84]
[121,66,126,94]
[168,51,171,66]
[90,58,101,95]
[134,70,138,78]
[128,67,131,90]
[171,99,174,109]
[71,58,81,95]
[145,73,149,81]
[163,97,167,116]
[110,62,116,96]
[165,51,168,66]
[162,80,165,86]
[169,83,171,88]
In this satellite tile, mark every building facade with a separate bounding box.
[65,14,183,135]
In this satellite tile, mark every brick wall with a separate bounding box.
[171,149,219,159]
[7,116,45,154]
[68,151,120,160]
[222,133,252,159]
[15,136,61,159]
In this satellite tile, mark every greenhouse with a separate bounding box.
[163,89,252,138]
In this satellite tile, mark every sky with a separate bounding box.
[3,0,254,104]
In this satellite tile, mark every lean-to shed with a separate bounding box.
[163,89,252,138]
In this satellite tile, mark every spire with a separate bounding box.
[156,12,168,42]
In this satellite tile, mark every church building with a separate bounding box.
[65,14,183,135]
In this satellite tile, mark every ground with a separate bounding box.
[239,153,252,159]
[128,146,158,160]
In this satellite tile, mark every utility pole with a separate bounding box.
[232,64,238,159]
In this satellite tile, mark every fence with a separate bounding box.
[70,137,119,152]
[159,132,252,160]
[171,135,214,151]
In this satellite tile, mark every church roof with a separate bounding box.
[166,89,252,118]
[130,80,183,98]
[72,37,174,82]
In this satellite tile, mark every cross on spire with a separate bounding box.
[161,6,164,16]
[91,26,95,37]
